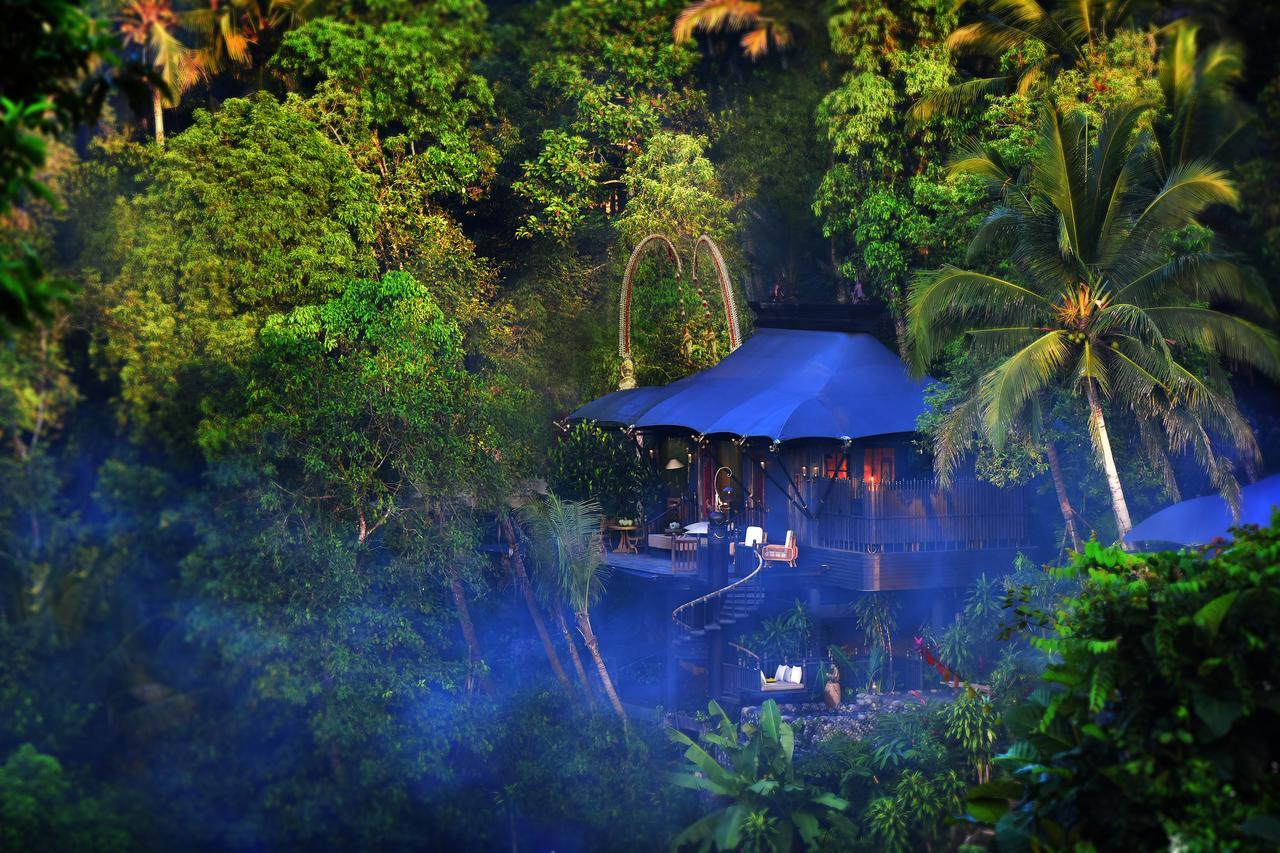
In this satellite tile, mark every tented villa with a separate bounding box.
[572,301,1041,710]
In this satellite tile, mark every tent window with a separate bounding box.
[823,452,848,479]
[863,448,895,483]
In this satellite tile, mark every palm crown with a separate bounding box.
[910,100,1280,535]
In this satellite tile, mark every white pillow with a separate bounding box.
[787,666,803,684]
[760,670,768,688]
[774,665,788,682]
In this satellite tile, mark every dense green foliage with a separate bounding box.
[1,0,1278,848]
[671,699,854,850]
[974,522,1280,850]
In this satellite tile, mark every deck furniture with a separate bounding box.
[648,533,675,551]
[760,529,798,566]
[672,535,699,574]
[605,522,640,554]
[759,663,805,692]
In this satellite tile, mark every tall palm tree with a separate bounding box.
[673,0,792,59]
[909,101,1280,539]
[909,0,1147,123]
[522,494,627,727]
[499,512,578,699]
[117,0,204,144]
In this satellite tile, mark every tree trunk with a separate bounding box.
[500,516,572,693]
[555,607,595,708]
[576,611,628,728]
[891,288,911,362]
[447,568,493,696]
[1085,381,1133,542]
[1045,441,1082,551]
[153,90,165,146]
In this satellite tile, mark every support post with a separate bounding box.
[665,588,679,710]
[707,510,729,703]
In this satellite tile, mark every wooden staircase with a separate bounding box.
[671,549,768,666]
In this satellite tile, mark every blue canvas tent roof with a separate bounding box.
[569,328,932,443]
[1124,473,1280,547]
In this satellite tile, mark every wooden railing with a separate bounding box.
[793,477,1029,553]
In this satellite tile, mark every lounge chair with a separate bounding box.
[760,530,798,566]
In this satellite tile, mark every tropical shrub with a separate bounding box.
[547,421,661,520]
[742,599,814,665]
[971,520,1280,850]
[670,699,854,850]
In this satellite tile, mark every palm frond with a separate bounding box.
[907,266,1049,370]
[932,394,985,487]
[674,0,761,42]
[1135,415,1182,501]
[945,20,1031,56]
[908,76,1011,126]
[965,207,1019,264]
[980,331,1070,448]
[947,141,1016,195]
[1131,160,1238,237]
[1091,303,1171,360]
[1114,253,1275,317]
[1032,106,1086,258]
[1144,307,1280,380]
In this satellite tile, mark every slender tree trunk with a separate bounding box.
[891,288,911,362]
[447,567,493,696]
[152,90,165,146]
[1084,381,1133,542]
[500,516,572,693]
[555,607,595,708]
[576,611,628,728]
[1045,441,1082,551]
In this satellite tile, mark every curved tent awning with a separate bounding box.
[1124,473,1280,547]
[569,328,932,443]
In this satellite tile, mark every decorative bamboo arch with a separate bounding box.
[617,234,742,390]
[691,234,742,356]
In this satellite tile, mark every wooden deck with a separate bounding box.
[606,543,1033,590]
[603,550,685,577]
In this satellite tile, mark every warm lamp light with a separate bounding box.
[664,458,686,470]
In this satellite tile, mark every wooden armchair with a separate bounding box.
[760,529,798,566]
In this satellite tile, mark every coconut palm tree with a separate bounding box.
[909,0,1148,123]
[116,0,205,144]
[522,494,627,727]
[909,100,1280,539]
[673,0,792,59]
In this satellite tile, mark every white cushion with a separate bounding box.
[774,665,788,682]
[787,665,803,684]
[760,670,768,689]
[744,526,764,547]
